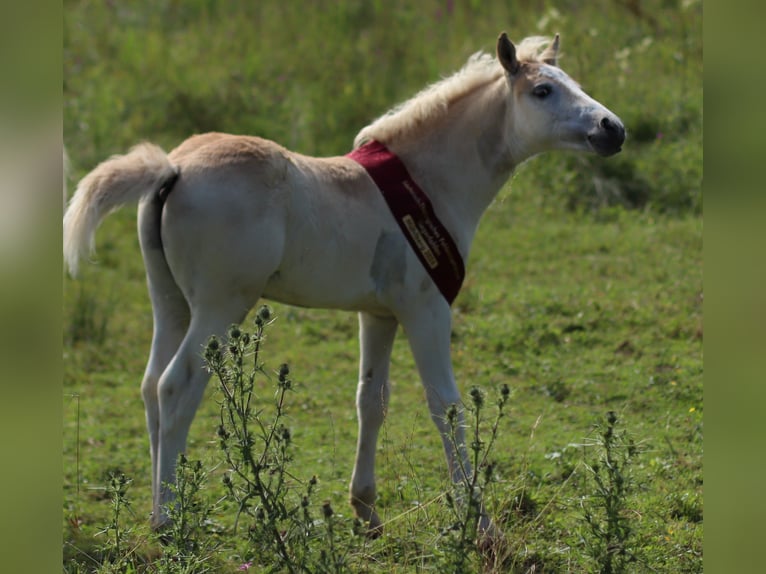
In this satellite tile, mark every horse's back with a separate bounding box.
[168,132,295,188]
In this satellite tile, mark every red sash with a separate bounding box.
[347,140,465,305]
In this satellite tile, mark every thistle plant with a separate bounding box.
[203,306,351,573]
[579,411,641,573]
[439,384,510,571]
[97,471,134,568]
[158,454,212,572]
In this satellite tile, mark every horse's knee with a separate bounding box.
[356,375,388,421]
[425,390,463,431]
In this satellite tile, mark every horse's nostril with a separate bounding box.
[601,117,614,131]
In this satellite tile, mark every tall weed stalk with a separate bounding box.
[579,411,642,573]
[97,471,136,570]
[439,384,510,572]
[203,306,351,573]
[158,454,214,573]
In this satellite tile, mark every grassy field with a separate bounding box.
[63,1,702,572]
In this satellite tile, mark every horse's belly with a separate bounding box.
[261,253,381,311]
[262,227,413,313]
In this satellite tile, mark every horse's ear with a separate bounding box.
[541,33,560,66]
[497,32,520,76]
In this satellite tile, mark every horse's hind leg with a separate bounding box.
[141,294,189,525]
[350,312,398,535]
[152,299,251,528]
[138,197,191,524]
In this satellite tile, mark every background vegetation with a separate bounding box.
[63,0,702,571]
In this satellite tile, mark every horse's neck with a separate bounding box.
[392,78,517,257]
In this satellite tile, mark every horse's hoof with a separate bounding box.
[353,514,383,539]
[365,521,383,539]
[477,524,509,568]
[151,513,173,544]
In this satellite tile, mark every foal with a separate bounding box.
[64,33,624,535]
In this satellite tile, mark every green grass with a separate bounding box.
[63,1,702,571]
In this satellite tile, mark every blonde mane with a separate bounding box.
[353,36,556,148]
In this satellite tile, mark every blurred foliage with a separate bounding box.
[64,0,701,215]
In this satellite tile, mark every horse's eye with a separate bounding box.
[532,84,552,98]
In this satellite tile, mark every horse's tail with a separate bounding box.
[63,143,179,276]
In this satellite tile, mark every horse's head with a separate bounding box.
[497,33,625,159]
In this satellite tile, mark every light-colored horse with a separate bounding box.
[64,33,625,535]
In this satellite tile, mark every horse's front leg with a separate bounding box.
[400,299,497,537]
[349,311,398,536]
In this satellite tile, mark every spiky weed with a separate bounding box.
[204,306,353,573]
[438,384,511,572]
[579,411,643,573]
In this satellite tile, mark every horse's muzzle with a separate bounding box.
[588,116,626,156]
